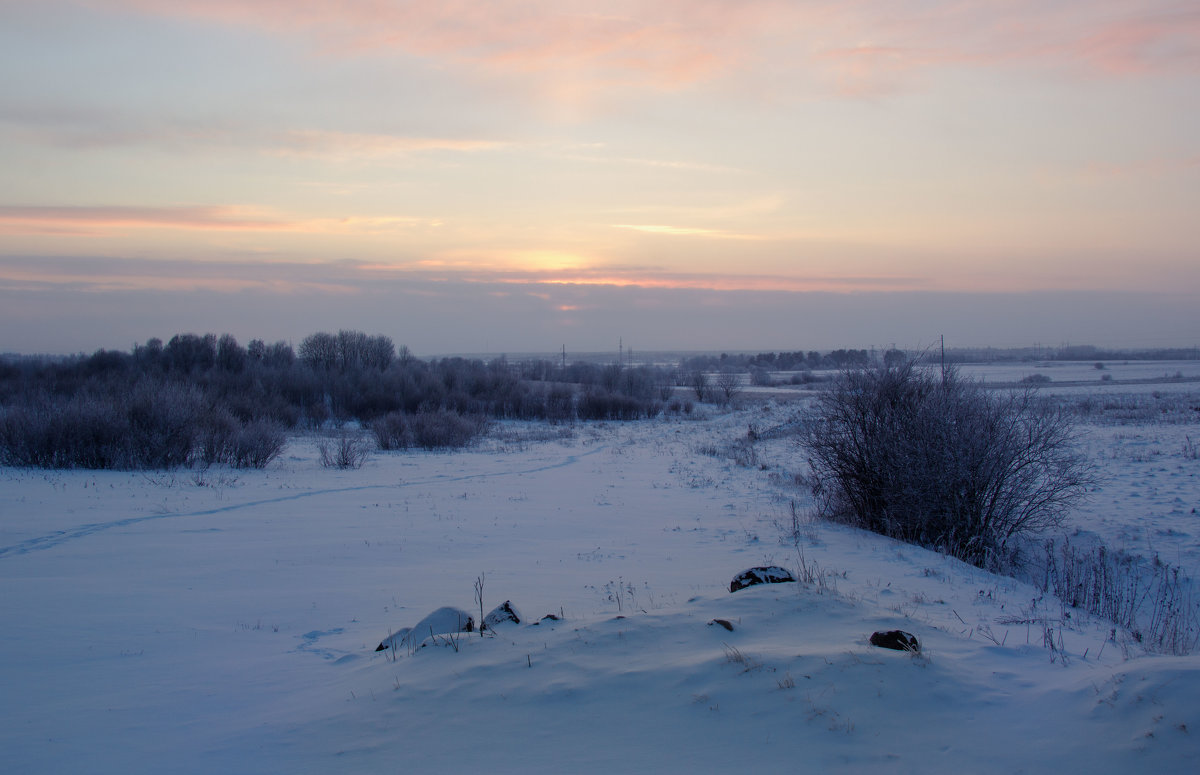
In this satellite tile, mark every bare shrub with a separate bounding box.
[198,410,285,469]
[370,409,488,451]
[544,385,576,421]
[198,407,240,466]
[124,381,207,468]
[0,382,204,469]
[576,391,659,421]
[226,421,286,469]
[370,411,412,450]
[665,398,695,416]
[657,372,677,401]
[801,363,1096,565]
[318,432,371,469]
[408,409,489,449]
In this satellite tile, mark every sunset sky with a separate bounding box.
[2,1,1197,355]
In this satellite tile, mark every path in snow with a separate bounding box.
[0,444,607,559]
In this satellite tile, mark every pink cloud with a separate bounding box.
[94,0,1198,103]
[814,2,1200,94]
[102,0,767,89]
[1071,12,1200,74]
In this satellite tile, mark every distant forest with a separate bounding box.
[683,344,1199,372]
[0,331,677,469]
[0,331,1195,470]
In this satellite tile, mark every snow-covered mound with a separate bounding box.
[375,606,474,651]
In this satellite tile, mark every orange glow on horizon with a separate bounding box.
[612,224,767,240]
[521,274,916,293]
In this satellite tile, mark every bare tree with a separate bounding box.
[801,362,1096,566]
[337,329,369,371]
[216,333,246,373]
[317,431,371,469]
[165,333,216,373]
[298,332,338,371]
[714,371,743,405]
[656,369,678,401]
[263,340,294,368]
[365,335,395,370]
[689,370,709,402]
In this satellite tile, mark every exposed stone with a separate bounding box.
[869,630,920,652]
[708,618,735,631]
[729,566,797,593]
[483,600,521,629]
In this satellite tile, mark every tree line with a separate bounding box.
[679,348,896,373]
[0,330,683,469]
[1,331,957,470]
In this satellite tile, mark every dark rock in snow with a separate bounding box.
[375,631,409,651]
[729,566,796,593]
[708,618,735,631]
[483,600,521,629]
[869,630,920,652]
[375,607,475,651]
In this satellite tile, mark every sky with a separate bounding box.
[1,0,1197,356]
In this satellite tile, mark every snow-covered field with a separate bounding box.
[2,380,1199,773]
[952,359,1200,386]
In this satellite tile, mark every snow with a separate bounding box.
[2,381,1199,773]
[374,606,474,652]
